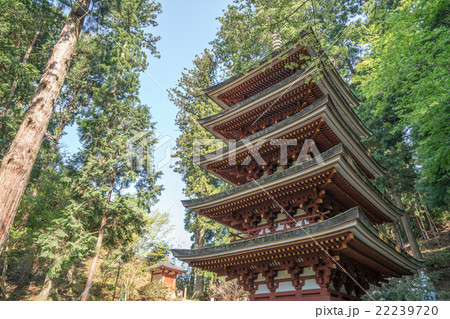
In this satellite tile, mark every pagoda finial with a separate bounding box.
[272,31,282,51]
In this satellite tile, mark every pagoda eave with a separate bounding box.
[182,145,402,225]
[172,207,423,277]
[203,35,311,109]
[198,66,319,142]
[198,95,385,184]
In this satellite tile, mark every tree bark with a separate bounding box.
[193,227,205,299]
[80,212,107,301]
[0,0,91,255]
[0,27,42,128]
[80,174,116,301]
[36,274,59,301]
[395,195,423,259]
[392,220,404,248]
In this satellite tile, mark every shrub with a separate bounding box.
[208,279,248,301]
[362,273,436,301]
[139,281,169,301]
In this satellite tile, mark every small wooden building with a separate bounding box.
[149,261,186,298]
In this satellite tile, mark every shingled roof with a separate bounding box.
[148,261,186,273]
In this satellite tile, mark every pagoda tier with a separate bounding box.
[183,145,402,241]
[204,45,311,109]
[201,35,365,143]
[200,77,324,141]
[198,95,385,186]
[172,208,423,301]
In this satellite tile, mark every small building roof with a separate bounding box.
[148,261,186,273]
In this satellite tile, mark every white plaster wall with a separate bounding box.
[303,279,320,290]
[255,284,270,294]
[275,270,290,280]
[276,281,296,292]
[300,267,315,277]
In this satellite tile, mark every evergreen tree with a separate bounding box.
[171,50,231,298]
[211,0,364,79]
[78,0,162,300]
[354,0,449,218]
[0,0,91,254]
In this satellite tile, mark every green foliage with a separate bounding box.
[354,0,450,210]
[171,50,231,247]
[425,246,450,271]
[363,274,436,301]
[212,0,364,78]
[0,0,65,156]
[0,0,166,300]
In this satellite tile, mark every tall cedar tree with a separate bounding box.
[31,34,113,300]
[171,50,231,298]
[0,0,91,254]
[79,0,162,301]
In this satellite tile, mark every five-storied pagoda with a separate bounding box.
[172,31,423,301]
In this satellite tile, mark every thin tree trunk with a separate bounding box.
[0,27,42,128]
[80,212,107,301]
[392,221,404,248]
[79,41,126,300]
[80,174,116,301]
[193,227,205,299]
[37,252,61,300]
[423,206,440,246]
[36,274,59,301]
[423,205,438,233]
[0,0,91,255]
[395,195,423,259]
[409,200,429,241]
[417,193,440,246]
[417,211,430,240]
[413,215,427,240]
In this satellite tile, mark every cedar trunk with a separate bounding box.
[395,195,423,260]
[193,227,206,299]
[0,0,91,254]
[80,175,116,301]
[80,211,107,301]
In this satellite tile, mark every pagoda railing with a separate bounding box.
[230,211,330,242]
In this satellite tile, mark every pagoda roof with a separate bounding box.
[198,95,385,184]
[203,30,361,114]
[183,144,403,224]
[199,65,370,143]
[148,261,186,273]
[172,207,423,277]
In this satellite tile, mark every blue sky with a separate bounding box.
[61,0,232,249]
